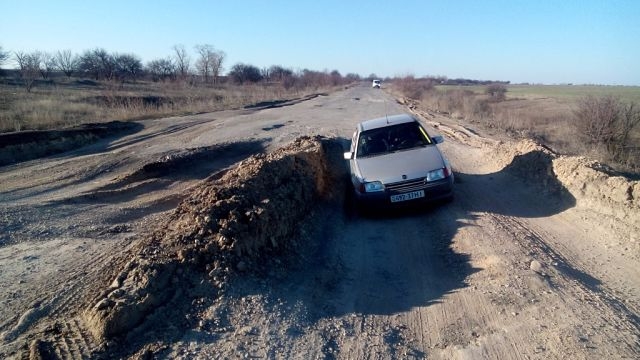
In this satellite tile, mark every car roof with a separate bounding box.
[358,114,417,131]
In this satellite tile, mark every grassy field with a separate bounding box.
[505,85,640,102]
[436,84,640,102]
[0,77,332,133]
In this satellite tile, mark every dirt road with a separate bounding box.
[0,84,638,359]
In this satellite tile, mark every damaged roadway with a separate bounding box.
[0,84,638,359]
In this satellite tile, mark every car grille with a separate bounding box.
[386,178,427,193]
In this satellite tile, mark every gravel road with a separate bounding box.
[0,84,638,359]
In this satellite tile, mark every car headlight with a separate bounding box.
[426,169,445,182]
[364,181,385,192]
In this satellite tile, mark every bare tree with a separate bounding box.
[38,52,56,79]
[194,44,225,84]
[267,65,295,88]
[0,46,9,67]
[172,44,190,79]
[345,73,361,82]
[268,65,293,82]
[14,51,27,73]
[210,49,225,84]
[329,69,342,86]
[113,53,143,82]
[54,50,79,78]
[14,51,41,92]
[147,58,175,82]
[228,63,263,84]
[95,49,115,81]
[79,48,115,80]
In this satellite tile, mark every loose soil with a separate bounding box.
[0,85,638,359]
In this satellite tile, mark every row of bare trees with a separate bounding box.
[1,44,361,92]
[1,44,228,91]
[1,44,360,91]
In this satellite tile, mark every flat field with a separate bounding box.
[436,84,640,102]
[0,77,324,133]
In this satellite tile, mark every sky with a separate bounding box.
[1,0,639,85]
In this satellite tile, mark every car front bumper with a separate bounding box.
[353,176,454,206]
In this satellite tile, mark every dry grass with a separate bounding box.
[0,78,327,133]
[393,80,640,174]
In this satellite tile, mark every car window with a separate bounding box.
[356,122,431,157]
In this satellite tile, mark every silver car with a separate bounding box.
[344,114,454,206]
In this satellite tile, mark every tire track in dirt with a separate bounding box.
[496,214,640,333]
[0,233,143,359]
[485,213,640,357]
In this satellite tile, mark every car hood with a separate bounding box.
[354,146,445,184]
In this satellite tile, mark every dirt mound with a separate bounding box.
[554,156,639,228]
[0,121,142,166]
[494,140,563,193]
[495,139,639,230]
[83,136,347,342]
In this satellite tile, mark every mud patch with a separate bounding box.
[262,124,285,131]
[83,136,347,345]
[244,93,328,110]
[0,121,143,167]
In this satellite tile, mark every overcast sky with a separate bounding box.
[2,0,639,85]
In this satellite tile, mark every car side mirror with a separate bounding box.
[343,152,353,160]
[432,135,444,144]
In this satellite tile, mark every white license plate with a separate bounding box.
[390,190,425,203]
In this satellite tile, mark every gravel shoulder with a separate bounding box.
[0,85,638,359]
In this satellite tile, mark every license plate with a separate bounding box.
[390,190,425,203]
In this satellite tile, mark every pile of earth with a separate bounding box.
[0,121,142,166]
[82,135,347,344]
[495,139,639,231]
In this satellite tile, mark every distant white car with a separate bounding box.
[372,79,381,88]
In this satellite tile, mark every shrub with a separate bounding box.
[395,76,435,100]
[574,95,640,165]
[486,83,507,102]
[228,63,263,84]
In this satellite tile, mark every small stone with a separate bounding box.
[530,260,544,274]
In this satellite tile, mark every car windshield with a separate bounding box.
[356,122,432,157]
